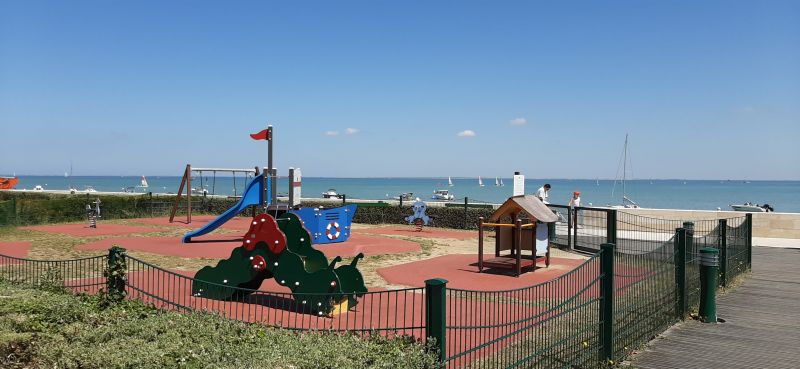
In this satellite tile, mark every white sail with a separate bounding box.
[478,176,484,187]
[139,176,149,188]
[495,177,500,186]
[448,176,453,186]
[500,178,504,186]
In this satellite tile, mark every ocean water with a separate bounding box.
[8,176,800,213]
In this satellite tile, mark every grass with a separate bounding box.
[0,280,440,369]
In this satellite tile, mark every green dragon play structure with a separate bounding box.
[192,212,368,316]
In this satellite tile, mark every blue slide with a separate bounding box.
[182,174,265,243]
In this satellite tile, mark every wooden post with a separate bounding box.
[515,218,523,277]
[169,164,190,223]
[478,217,484,272]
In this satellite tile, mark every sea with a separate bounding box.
[9,176,800,213]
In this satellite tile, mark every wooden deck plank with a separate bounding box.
[630,247,800,369]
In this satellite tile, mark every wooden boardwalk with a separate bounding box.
[630,246,800,369]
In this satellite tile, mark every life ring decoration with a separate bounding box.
[326,221,341,240]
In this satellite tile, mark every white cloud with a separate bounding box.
[457,130,476,137]
[510,117,527,126]
[324,130,340,136]
[345,128,359,135]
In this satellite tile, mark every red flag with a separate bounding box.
[250,129,270,140]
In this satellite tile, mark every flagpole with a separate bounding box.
[267,124,273,210]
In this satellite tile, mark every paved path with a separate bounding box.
[630,246,800,369]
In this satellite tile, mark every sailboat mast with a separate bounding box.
[622,134,627,200]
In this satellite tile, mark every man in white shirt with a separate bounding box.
[535,184,551,204]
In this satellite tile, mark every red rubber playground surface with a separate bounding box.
[0,242,31,261]
[74,232,420,259]
[132,216,253,231]
[378,254,587,291]
[23,223,158,237]
[358,225,478,240]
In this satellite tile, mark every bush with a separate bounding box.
[0,280,440,369]
[0,191,495,230]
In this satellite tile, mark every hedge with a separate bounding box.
[0,192,494,230]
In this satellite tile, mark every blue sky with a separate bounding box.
[1,0,798,179]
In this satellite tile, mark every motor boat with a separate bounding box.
[392,192,414,201]
[322,188,343,199]
[730,203,773,212]
[431,189,454,201]
[84,186,97,193]
[191,187,209,195]
[33,185,44,191]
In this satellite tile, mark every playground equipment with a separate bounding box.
[86,198,101,228]
[405,200,431,232]
[292,205,357,244]
[180,125,357,244]
[478,195,557,277]
[192,212,367,315]
[169,164,265,224]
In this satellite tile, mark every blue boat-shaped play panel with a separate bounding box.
[291,205,357,244]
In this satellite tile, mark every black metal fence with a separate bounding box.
[0,211,753,368]
[445,255,603,368]
[124,255,428,336]
[0,253,106,293]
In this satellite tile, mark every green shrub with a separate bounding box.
[0,191,495,230]
[0,281,440,369]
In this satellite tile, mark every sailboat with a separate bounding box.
[611,134,640,208]
[136,176,149,192]
[478,176,484,187]
[500,178,504,186]
[494,177,500,186]
[67,162,77,194]
[448,176,454,187]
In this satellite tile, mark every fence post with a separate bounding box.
[699,248,719,323]
[745,213,753,269]
[573,208,579,248]
[606,209,617,245]
[106,246,128,302]
[463,197,468,229]
[718,219,727,287]
[567,207,573,250]
[674,227,687,319]
[425,278,448,364]
[600,243,615,363]
[12,197,18,225]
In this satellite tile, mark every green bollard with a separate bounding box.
[699,247,719,323]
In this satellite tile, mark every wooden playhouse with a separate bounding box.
[478,195,558,277]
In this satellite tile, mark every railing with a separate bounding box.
[125,255,427,336]
[613,235,677,359]
[0,253,106,293]
[0,212,754,368]
[546,204,571,249]
[445,255,603,368]
[570,207,615,253]
[721,216,750,285]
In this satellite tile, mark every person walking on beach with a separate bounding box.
[535,184,551,204]
[568,191,581,229]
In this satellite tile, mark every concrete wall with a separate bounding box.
[619,208,800,239]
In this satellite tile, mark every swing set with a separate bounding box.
[168,164,262,224]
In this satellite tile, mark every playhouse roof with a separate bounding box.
[488,195,559,223]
